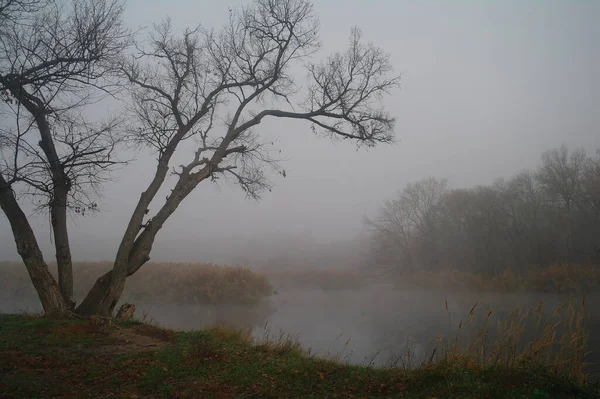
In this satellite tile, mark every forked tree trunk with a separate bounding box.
[77,136,194,316]
[78,164,213,316]
[77,234,155,316]
[77,203,157,317]
[0,176,68,316]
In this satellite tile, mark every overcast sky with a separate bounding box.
[1,0,599,262]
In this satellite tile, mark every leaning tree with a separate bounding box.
[2,0,400,317]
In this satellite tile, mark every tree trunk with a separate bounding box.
[77,225,155,316]
[3,81,76,312]
[35,114,76,311]
[0,175,68,316]
[76,270,121,316]
[77,145,179,316]
[78,163,213,316]
[78,122,230,316]
[51,184,75,310]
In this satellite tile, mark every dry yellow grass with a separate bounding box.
[0,261,275,305]
[3,260,600,306]
[394,263,600,294]
[125,262,275,305]
[429,295,590,384]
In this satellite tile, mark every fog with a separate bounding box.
[1,0,599,261]
[2,0,600,382]
[3,283,600,376]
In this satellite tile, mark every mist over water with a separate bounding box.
[2,0,600,391]
[145,288,600,377]
[4,284,599,377]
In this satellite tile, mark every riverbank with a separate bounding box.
[0,314,598,399]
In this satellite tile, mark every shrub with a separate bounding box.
[124,262,275,305]
[0,261,275,305]
[526,263,600,293]
[393,264,600,294]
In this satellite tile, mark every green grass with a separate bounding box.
[0,314,598,398]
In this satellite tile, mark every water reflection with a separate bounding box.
[2,285,599,376]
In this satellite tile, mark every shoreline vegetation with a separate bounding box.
[0,307,598,398]
[392,264,600,294]
[2,262,600,305]
[2,262,600,397]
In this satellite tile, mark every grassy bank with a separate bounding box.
[0,314,598,399]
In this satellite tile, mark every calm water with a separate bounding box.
[3,285,599,375]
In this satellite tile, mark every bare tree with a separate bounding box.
[0,0,129,314]
[400,177,448,270]
[76,0,399,316]
[401,178,448,236]
[536,145,587,258]
[438,188,477,270]
[581,149,600,219]
[366,198,414,274]
[537,144,586,212]
[0,0,44,25]
[575,149,600,262]
[366,146,600,278]
[505,171,545,265]
[366,177,448,273]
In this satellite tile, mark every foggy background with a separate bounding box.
[1,0,599,264]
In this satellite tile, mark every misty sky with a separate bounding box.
[1,0,599,262]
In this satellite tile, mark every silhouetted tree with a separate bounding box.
[74,0,400,316]
[366,198,414,273]
[1,0,400,317]
[0,0,129,315]
[537,145,586,212]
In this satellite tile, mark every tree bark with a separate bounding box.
[3,78,76,310]
[77,161,213,316]
[77,123,197,316]
[35,113,75,310]
[76,270,118,316]
[0,174,68,316]
[76,161,171,316]
[51,185,75,310]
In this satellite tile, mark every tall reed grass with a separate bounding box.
[195,294,593,385]
[427,295,591,384]
[0,261,275,305]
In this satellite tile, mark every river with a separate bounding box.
[2,284,599,376]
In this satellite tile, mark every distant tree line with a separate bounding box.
[367,145,600,276]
